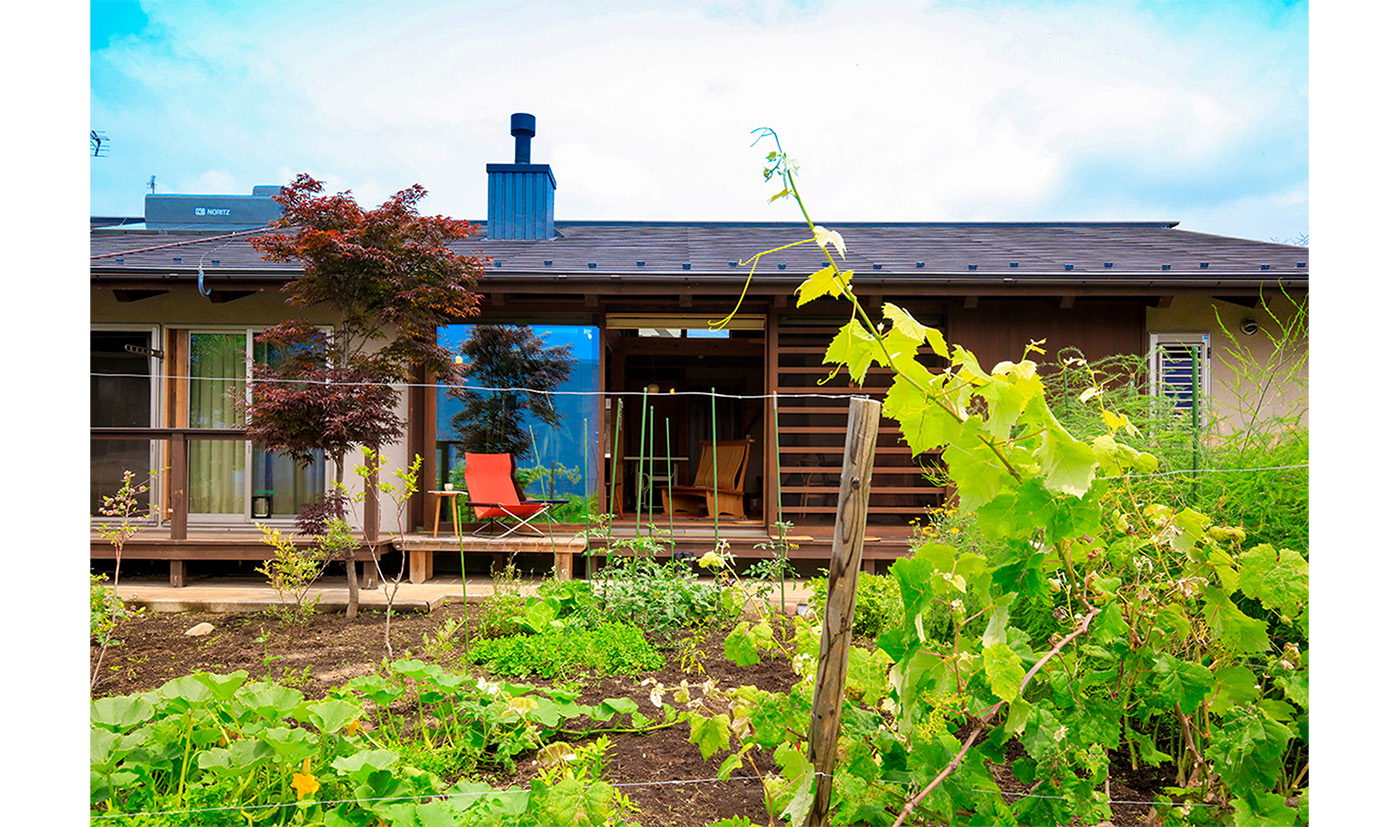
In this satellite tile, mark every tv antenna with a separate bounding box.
[91,130,109,157]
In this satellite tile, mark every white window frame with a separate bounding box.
[185,326,330,524]
[1149,332,1211,414]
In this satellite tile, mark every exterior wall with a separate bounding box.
[91,289,417,533]
[1146,294,1309,432]
[947,299,1147,368]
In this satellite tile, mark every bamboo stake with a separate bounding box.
[665,417,675,538]
[710,387,720,543]
[804,396,882,827]
[636,388,648,534]
[772,393,787,612]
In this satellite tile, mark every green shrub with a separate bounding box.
[90,573,128,646]
[597,555,732,632]
[475,564,530,639]
[806,570,903,639]
[466,622,663,678]
[536,575,602,625]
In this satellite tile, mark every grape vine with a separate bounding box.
[698,131,1309,826]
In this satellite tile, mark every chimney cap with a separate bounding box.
[510,113,536,137]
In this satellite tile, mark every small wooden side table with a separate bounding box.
[429,490,464,539]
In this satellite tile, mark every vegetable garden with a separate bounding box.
[90,136,1308,826]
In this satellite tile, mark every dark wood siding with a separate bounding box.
[948,299,1146,367]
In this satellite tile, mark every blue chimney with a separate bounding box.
[487,113,556,240]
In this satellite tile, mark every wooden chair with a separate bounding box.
[662,439,752,520]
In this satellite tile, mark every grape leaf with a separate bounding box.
[688,712,731,760]
[823,319,877,384]
[1238,544,1308,616]
[1151,653,1213,713]
[883,302,949,358]
[724,623,762,667]
[795,264,852,306]
[982,643,1025,703]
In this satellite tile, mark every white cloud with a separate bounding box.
[89,0,1306,239]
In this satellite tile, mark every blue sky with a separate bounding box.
[88,0,1308,242]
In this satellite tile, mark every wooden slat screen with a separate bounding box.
[774,320,949,528]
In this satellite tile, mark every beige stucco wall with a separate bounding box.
[91,289,416,533]
[1145,293,1309,433]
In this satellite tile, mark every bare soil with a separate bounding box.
[91,607,1164,826]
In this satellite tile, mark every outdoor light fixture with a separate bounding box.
[1240,318,1260,336]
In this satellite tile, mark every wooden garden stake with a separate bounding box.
[804,395,882,827]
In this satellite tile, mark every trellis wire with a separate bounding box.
[87,770,1221,821]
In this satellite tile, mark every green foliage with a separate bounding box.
[91,469,159,691]
[694,134,1309,826]
[596,554,737,633]
[449,324,575,464]
[476,563,532,640]
[1043,298,1309,559]
[420,614,470,667]
[90,664,649,824]
[255,521,338,626]
[90,573,131,647]
[466,622,663,679]
[806,569,903,640]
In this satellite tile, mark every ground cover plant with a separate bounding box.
[90,662,655,825]
[89,607,807,826]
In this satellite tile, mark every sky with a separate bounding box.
[88,0,1309,243]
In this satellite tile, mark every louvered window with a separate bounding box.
[1149,333,1210,412]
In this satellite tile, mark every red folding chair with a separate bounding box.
[460,453,565,538]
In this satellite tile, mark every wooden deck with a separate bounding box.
[92,518,918,587]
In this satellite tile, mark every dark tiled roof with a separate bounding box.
[90,220,1308,280]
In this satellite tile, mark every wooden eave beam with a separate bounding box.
[208,290,256,303]
[112,289,169,302]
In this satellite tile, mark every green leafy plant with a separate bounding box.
[90,573,136,648]
[466,622,663,679]
[350,449,425,659]
[805,568,904,640]
[255,521,338,626]
[687,132,1309,826]
[597,553,734,633]
[476,562,531,640]
[91,468,158,691]
[90,664,653,824]
[420,614,469,668]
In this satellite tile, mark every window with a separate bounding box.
[186,329,325,520]
[1149,333,1211,413]
[91,327,160,516]
[437,324,600,497]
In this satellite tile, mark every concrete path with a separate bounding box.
[114,575,816,615]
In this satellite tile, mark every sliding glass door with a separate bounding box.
[187,330,325,521]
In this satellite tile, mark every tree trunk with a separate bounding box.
[337,454,359,620]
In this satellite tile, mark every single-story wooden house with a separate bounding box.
[90,114,1308,585]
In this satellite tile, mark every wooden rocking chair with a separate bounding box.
[662,439,752,520]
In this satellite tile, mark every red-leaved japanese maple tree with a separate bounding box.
[242,174,483,618]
